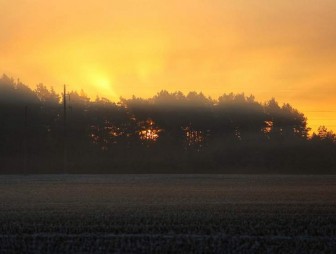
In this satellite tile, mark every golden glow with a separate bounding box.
[138,120,161,142]
[87,71,118,101]
[139,129,160,142]
[1,0,336,132]
[183,126,205,149]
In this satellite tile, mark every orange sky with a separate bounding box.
[1,0,336,132]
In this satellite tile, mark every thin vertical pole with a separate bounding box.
[63,84,67,173]
[24,105,28,173]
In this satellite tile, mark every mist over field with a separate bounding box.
[1,75,336,174]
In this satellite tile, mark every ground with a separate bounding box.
[0,174,336,253]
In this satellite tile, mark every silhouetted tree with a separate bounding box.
[0,75,335,173]
[312,126,336,143]
[35,83,60,105]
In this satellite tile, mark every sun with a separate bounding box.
[87,72,119,102]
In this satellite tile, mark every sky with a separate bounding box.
[1,0,336,132]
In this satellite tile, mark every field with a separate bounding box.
[1,175,336,253]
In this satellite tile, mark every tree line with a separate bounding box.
[0,74,335,173]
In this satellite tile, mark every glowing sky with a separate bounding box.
[1,0,336,132]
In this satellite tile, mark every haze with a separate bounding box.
[1,0,336,132]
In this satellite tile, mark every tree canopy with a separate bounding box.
[0,74,335,173]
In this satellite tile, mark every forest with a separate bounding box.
[0,74,335,174]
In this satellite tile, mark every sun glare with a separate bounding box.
[87,72,118,102]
